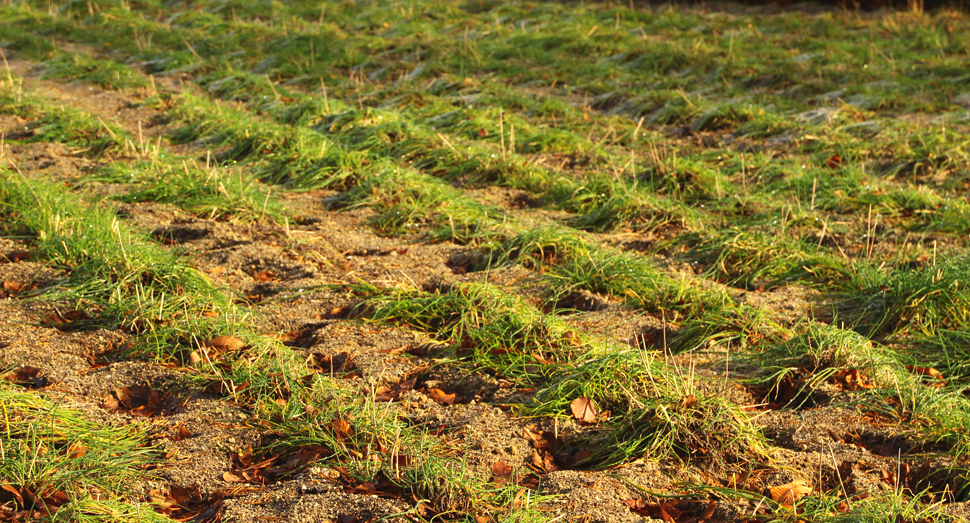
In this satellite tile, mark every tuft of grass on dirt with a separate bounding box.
[36,52,148,90]
[840,257,970,336]
[0,168,226,347]
[360,281,581,381]
[94,159,284,222]
[0,89,124,157]
[0,382,174,522]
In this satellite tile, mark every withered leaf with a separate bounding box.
[492,461,512,478]
[769,479,812,506]
[428,388,459,405]
[906,365,943,379]
[251,270,278,282]
[100,385,181,417]
[172,426,193,441]
[378,345,412,355]
[6,366,48,389]
[188,349,206,366]
[331,419,353,440]
[660,502,682,521]
[43,309,93,330]
[622,498,650,516]
[829,368,875,391]
[680,394,698,409]
[570,397,598,424]
[152,485,224,523]
[3,281,25,292]
[701,500,717,519]
[66,444,87,459]
[374,385,397,402]
[309,351,354,375]
[373,377,416,402]
[208,335,246,352]
[1,484,24,506]
[4,251,29,263]
[223,471,245,483]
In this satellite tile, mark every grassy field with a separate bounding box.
[1,0,970,521]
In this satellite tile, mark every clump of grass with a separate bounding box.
[472,225,591,271]
[0,384,173,522]
[562,176,698,233]
[533,345,768,468]
[912,330,970,385]
[470,225,728,315]
[0,89,124,157]
[0,169,228,352]
[753,322,894,407]
[169,94,363,189]
[37,52,148,90]
[754,323,970,453]
[840,257,970,336]
[591,392,768,468]
[361,282,580,380]
[95,160,284,222]
[678,228,851,289]
[763,322,884,373]
[338,164,510,242]
[668,302,790,354]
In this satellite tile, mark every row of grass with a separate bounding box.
[0,384,175,522]
[0,165,533,519]
[0,138,547,520]
[0,84,285,222]
[3,1,970,520]
[4,0,968,241]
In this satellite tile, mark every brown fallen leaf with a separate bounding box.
[3,251,29,263]
[491,461,512,478]
[251,270,278,282]
[332,419,353,440]
[570,397,598,424]
[223,471,245,483]
[680,394,698,409]
[67,443,87,459]
[378,345,412,355]
[6,366,49,389]
[373,377,416,402]
[769,479,813,506]
[309,351,354,375]
[906,365,943,379]
[188,349,206,366]
[2,483,24,506]
[428,388,459,406]
[208,335,246,352]
[172,426,193,441]
[829,368,875,391]
[100,385,182,417]
[3,280,25,292]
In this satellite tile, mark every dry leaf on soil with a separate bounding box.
[769,479,813,506]
[5,366,49,389]
[428,388,459,405]
[207,335,246,351]
[2,281,25,292]
[251,270,278,282]
[100,385,183,417]
[570,396,598,423]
